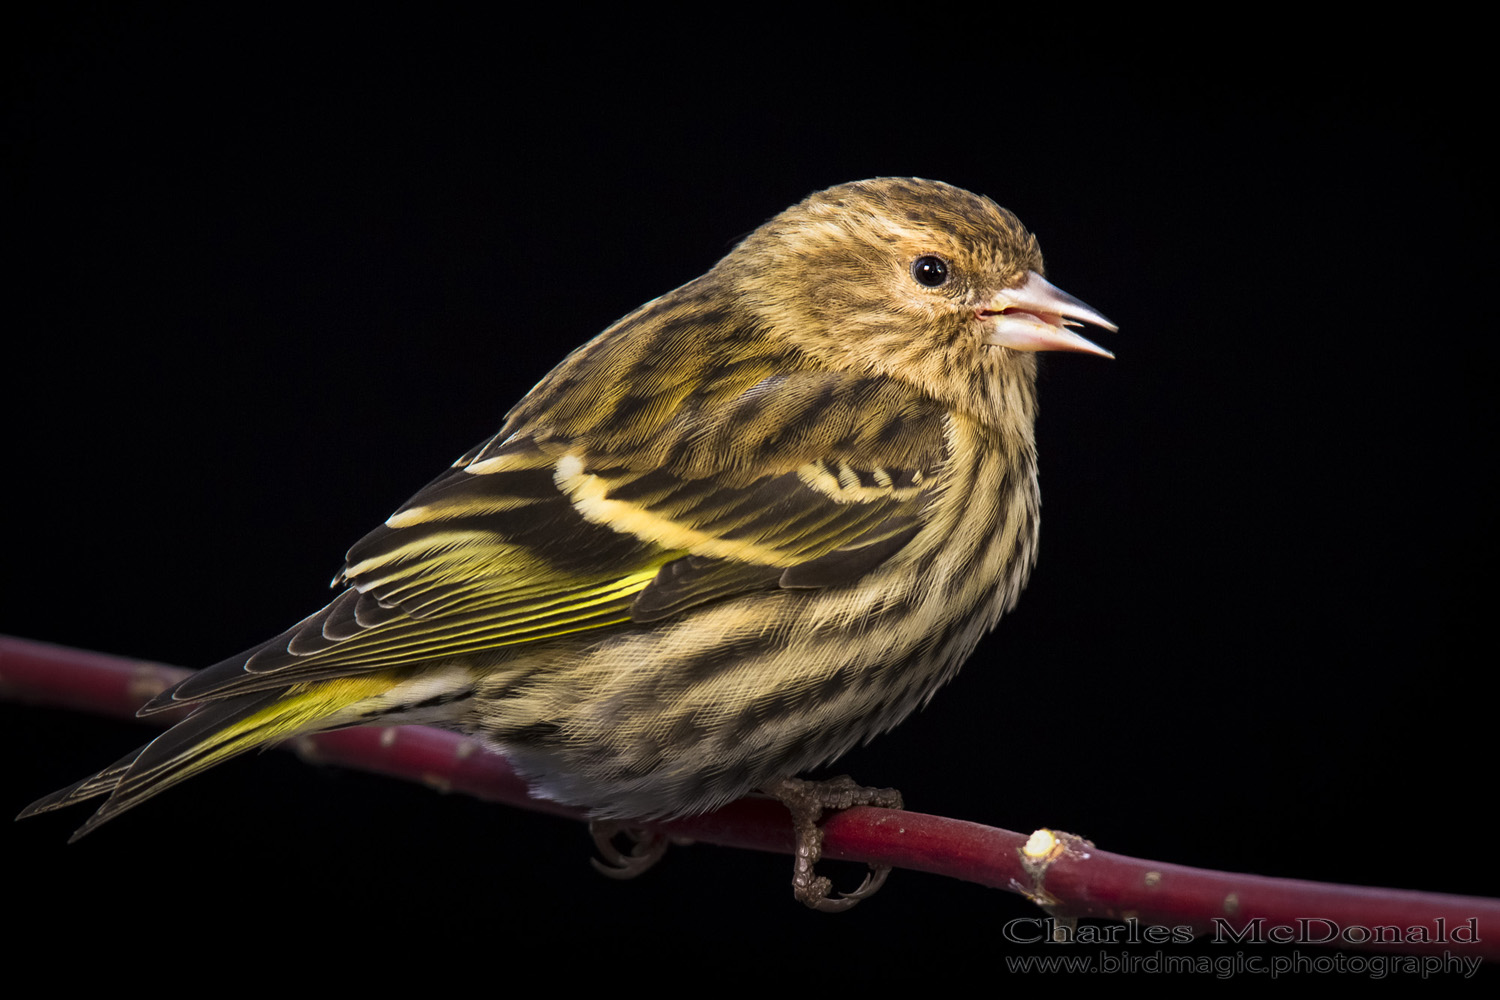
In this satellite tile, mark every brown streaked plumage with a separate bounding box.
[21,178,1114,908]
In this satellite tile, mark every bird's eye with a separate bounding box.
[910,255,950,288]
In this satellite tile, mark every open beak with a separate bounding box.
[981,271,1117,358]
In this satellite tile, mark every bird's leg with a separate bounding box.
[762,775,904,912]
[589,821,670,879]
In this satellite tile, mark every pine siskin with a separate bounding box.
[22,178,1114,908]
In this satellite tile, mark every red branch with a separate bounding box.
[4,633,1495,961]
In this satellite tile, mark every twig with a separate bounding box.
[4,633,1495,961]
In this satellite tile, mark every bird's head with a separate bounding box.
[722,177,1115,425]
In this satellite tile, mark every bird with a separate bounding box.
[21,178,1114,909]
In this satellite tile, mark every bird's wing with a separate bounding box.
[148,371,948,707]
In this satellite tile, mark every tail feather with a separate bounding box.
[23,672,420,841]
[20,690,285,841]
[77,690,292,839]
[23,665,454,839]
[17,751,142,818]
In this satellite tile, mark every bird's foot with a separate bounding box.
[589,820,670,880]
[762,775,904,912]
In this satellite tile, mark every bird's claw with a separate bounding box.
[796,863,894,912]
[589,820,669,880]
[764,775,904,912]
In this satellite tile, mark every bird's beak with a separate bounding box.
[981,271,1117,358]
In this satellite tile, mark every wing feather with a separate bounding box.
[144,369,948,713]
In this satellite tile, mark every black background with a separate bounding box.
[3,7,1493,982]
